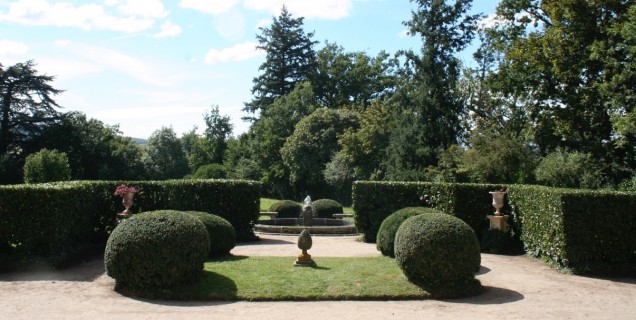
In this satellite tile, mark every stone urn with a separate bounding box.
[118,192,135,218]
[489,190,506,216]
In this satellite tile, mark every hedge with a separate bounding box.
[0,179,261,267]
[508,185,636,274]
[352,181,498,243]
[353,181,636,274]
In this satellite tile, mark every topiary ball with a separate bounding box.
[376,207,443,257]
[104,210,210,291]
[268,200,302,219]
[186,211,236,256]
[311,199,344,219]
[394,212,482,298]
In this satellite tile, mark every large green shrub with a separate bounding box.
[376,207,442,257]
[268,200,302,218]
[186,211,236,256]
[535,148,605,189]
[394,212,482,298]
[104,210,210,290]
[192,164,227,179]
[311,199,343,218]
[23,149,71,183]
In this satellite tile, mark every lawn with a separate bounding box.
[126,255,430,301]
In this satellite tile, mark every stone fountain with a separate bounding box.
[254,195,357,235]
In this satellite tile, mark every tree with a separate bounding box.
[32,111,146,180]
[243,5,318,117]
[314,42,397,109]
[143,127,189,180]
[247,82,318,197]
[203,105,233,164]
[280,108,360,198]
[0,61,62,155]
[386,0,480,179]
[23,149,71,183]
[535,148,605,189]
[486,0,632,182]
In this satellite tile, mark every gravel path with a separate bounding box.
[1,234,635,320]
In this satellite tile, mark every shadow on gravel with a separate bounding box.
[446,286,524,305]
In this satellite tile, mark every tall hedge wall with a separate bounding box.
[352,181,498,243]
[353,181,636,274]
[0,179,261,267]
[508,185,636,273]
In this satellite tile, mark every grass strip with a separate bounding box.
[137,256,430,301]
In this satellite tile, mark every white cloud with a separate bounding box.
[179,0,240,15]
[0,0,158,33]
[115,0,168,19]
[215,10,246,41]
[0,39,29,57]
[243,0,353,20]
[204,41,264,64]
[153,21,182,38]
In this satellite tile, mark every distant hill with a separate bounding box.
[131,137,147,145]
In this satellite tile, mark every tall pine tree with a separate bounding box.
[385,0,480,180]
[243,6,318,119]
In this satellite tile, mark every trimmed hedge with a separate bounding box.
[311,199,344,219]
[376,207,443,257]
[186,211,236,256]
[0,179,261,267]
[354,181,636,274]
[394,212,482,298]
[268,200,302,219]
[508,185,636,274]
[104,210,210,290]
[352,181,497,243]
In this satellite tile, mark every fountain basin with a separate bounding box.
[254,218,357,235]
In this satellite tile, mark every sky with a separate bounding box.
[0,0,497,139]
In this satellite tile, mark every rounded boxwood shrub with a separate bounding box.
[104,210,210,291]
[376,207,442,257]
[394,212,482,298]
[268,200,302,219]
[311,199,344,219]
[186,211,236,256]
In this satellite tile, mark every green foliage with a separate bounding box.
[268,200,302,219]
[203,105,233,164]
[244,6,318,116]
[385,0,480,179]
[480,229,524,255]
[0,60,62,156]
[23,149,71,183]
[314,42,397,109]
[186,211,236,256]
[310,199,343,219]
[0,179,261,267]
[376,207,442,257]
[104,210,210,289]
[508,185,636,274]
[192,164,227,179]
[535,148,605,189]
[281,108,360,198]
[394,213,482,298]
[0,183,96,267]
[352,181,495,243]
[143,127,190,180]
[462,129,537,184]
[32,111,146,181]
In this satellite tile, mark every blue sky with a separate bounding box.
[0,0,497,139]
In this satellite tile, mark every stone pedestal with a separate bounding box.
[294,251,316,267]
[487,215,509,232]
